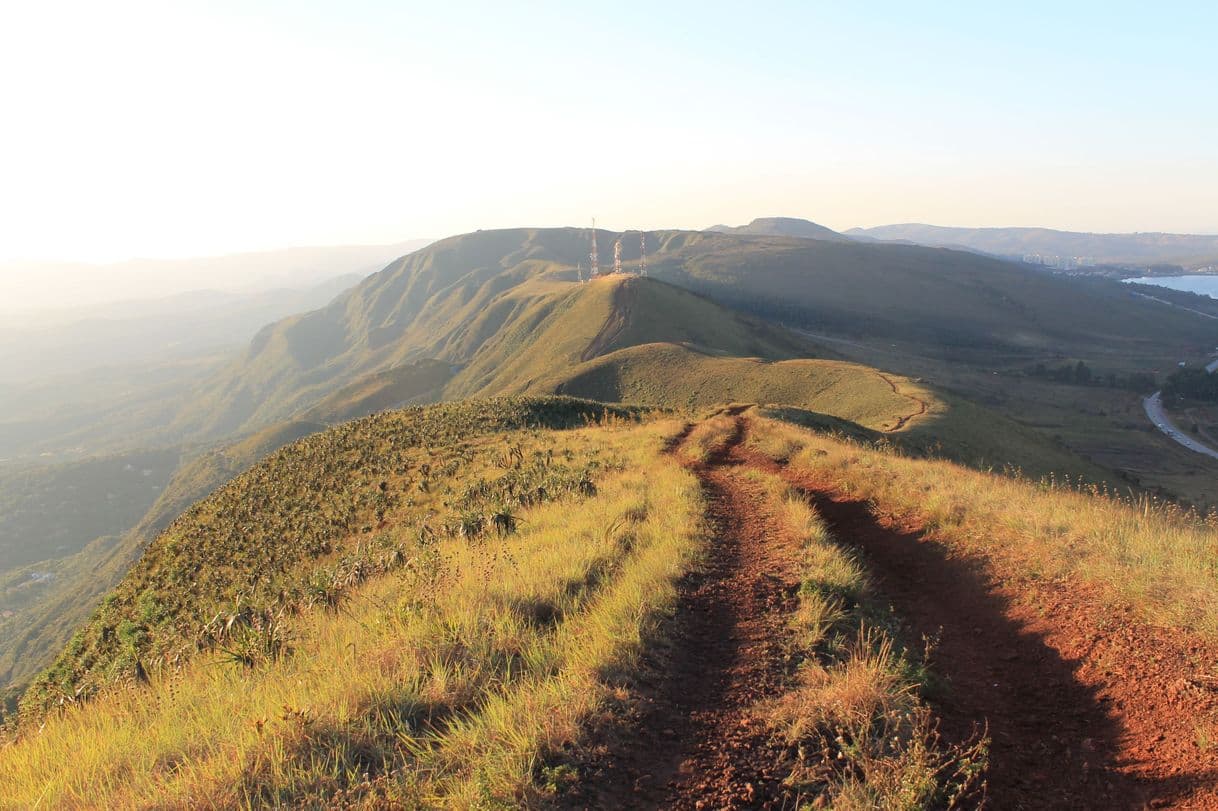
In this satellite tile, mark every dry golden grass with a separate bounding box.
[747,470,986,808]
[747,416,1218,637]
[674,410,740,465]
[0,420,704,809]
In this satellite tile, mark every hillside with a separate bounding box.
[20,397,645,716]
[0,266,1117,700]
[4,404,1216,807]
[0,360,458,694]
[171,226,1218,444]
[549,342,1106,479]
[444,276,812,399]
[847,223,1218,269]
[11,224,1208,701]
[705,216,850,241]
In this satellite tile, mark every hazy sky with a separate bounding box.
[2,0,1216,264]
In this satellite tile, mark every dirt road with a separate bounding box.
[566,414,1218,809]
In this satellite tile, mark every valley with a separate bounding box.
[7,5,1218,805]
[2,224,1217,808]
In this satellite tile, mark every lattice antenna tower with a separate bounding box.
[613,236,623,275]
[589,219,600,278]
[639,232,647,276]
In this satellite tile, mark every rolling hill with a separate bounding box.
[3,235,1136,698]
[6,222,1211,705]
[705,216,850,241]
[171,226,1218,444]
[847,223,1218,270]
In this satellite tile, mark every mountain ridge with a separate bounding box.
[847,223,1218,268]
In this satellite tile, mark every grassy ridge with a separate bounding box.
[446,275,814,400]
[0,417,700,808]
[0,361,458,697]
[19,398,645,717]
[554,344,918,432]
[173,226,1217,444]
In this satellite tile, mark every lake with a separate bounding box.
[1126,275,1218,300]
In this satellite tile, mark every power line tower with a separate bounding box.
[639,232,647,276]
[613,236,623,275]
[589,219,600,278]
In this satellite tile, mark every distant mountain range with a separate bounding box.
[0,239,432,315]
[846,223,1218,271]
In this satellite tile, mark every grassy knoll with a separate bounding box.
[445,275,812,400]
[746,415,1218,637]
[548,337,1106,481]
[1,405,701,807]
[553,344,915,432]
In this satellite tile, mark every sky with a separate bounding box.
[1,0,1216,266]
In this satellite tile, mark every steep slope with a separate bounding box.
[444,275,812,399]
[20,398,646,714]
[171,226,1218,445]
[0,360,456,694]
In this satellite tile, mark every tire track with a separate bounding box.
[562,416,803,809]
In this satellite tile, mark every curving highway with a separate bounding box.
[1142,357,1218,460]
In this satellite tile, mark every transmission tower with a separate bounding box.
[639,232,647,276]
[589,219,600,278]
[613,236,623,275]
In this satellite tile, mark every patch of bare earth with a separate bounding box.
[562,415,1218,809]
[762,428,1218,810]
[560,417,806,809]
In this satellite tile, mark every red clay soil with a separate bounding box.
[766,440,1218,809]
[561,417,807,809]
[563,414,1218,809]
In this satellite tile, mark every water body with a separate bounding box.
[1126,275,1218,299]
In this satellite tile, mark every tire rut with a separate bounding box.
[754,420,1218,810]
[562,417,803,809]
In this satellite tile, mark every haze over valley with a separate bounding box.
[2,2,1217,807]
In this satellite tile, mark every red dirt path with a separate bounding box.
[563,415,1218,809]
[561,416,805,809]
[762,427,1218,810]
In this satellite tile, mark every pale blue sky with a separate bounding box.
[1,0,1215,263]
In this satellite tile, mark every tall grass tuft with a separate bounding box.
[754,473,987,808]
[0,419,704,808]
[747,417,1218,636]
